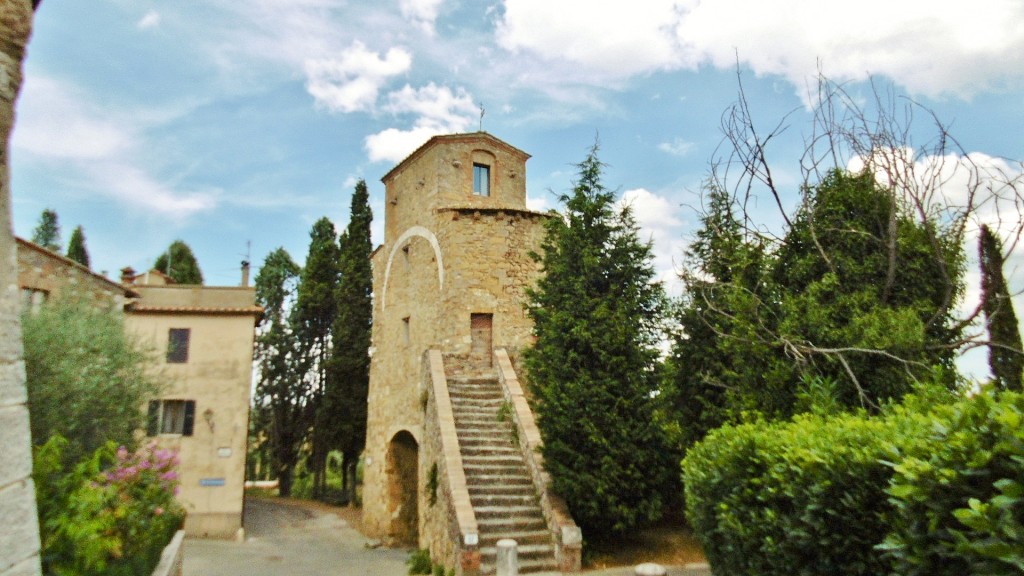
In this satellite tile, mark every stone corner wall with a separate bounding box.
[420,350,481,576]
[151,530,185,576]
[494,348,582,572]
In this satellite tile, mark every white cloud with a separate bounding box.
[305,42,412,113]
[137,10,161,30]
[15,76,132,160]
[496,0,687,81]
[365,83,478,163]
[526,195,548,212]
[496,0,1024,99]
[12,75,217,218]
[88,163,217,218]
[400,0,444,34]
[658,138,695,157]
[382,83,477,128]
[618,188,687,296]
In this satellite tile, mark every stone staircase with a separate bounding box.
[448,373,559,575]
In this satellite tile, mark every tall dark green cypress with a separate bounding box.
[295,217,341,496]
[524,142,671,539]
[979,224,1023,391]
[31,208,61,253]
[253,248,305,497]
[326,179,373,504]
[66,225,89,269]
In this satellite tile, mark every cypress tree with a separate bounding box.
[31,208,61,253]
[326,179,374,504]
[295,217,341,497]
[979,224,1023,391]
[253,248,306,497]
[66,225,90,268]
[524,142,671,539]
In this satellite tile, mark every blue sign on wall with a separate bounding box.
[199,478,226,487]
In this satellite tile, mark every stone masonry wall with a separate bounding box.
[16,239,128,311]
[0,1,42,573]
[363,133,546,543]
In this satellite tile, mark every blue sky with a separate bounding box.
[10,0,1024,377]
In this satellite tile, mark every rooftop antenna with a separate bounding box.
[478,103,485,132]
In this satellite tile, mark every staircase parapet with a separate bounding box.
[424,349,481,575]
[493,348,583,572]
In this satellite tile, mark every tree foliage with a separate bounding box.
[295,217,341,497]
[66,224,90,268]
[252,247,306,497]
[326,180,374,503]
[664,77,994,451]
[31,207,61,253]
[524,142,671,539]
[154,239,203,284]
[22,299,161,465]
[979,224,1023,392]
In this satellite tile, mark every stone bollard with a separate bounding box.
[496,539,518,576]
[635,562,667,576]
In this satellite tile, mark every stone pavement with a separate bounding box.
[183,495,710,576]
[182,497,408,575]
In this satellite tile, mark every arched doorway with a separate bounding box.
[386,430,419,545]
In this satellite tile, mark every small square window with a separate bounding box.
[147,399,195,436]
[473,164,490,196]
[167,328,190,363]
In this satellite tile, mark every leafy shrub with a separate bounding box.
[34,436,185,576]
[406,548,432,575]
[882,390,1024,575]
[682,409,934,576]
[683,389,1024,576]
[22,299,160,464]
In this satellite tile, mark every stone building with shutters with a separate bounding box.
[363,133,576,574]
[123,269,261,539]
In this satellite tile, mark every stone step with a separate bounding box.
[477,515,547,532]
[459,437,519,449]
[473,505,546,520]
[468,483,536,498]
[478,528,553,548]
[480,544,558,567]
[469,493,538,507]
[481,557,561,573]
[450,397,503,407]
[446,376,499,386]
[466,474,534,487]
[464,464,530,477]
[462,453,525,464]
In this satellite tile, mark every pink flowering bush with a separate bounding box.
[34,436,185,576]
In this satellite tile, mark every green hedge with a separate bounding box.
[682,391,1024,576]
[883,391,1024,575]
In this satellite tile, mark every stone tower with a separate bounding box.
[362,132,557,563]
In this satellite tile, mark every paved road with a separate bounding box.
[183,496,708,576]
[183,497,409,576]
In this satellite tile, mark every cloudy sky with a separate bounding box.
[10,0,1024,377]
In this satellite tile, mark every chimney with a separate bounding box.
[120,266,136,285]
[241,260,250,287]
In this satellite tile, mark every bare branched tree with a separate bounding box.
[674,71,1024,422]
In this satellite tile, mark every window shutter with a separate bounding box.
[183,401,196,436]
[147,400,160,436]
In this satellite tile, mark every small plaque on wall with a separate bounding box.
[217,447,232,458]
[199,478,226,487]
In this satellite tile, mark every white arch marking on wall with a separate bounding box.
[382,226,444,309]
